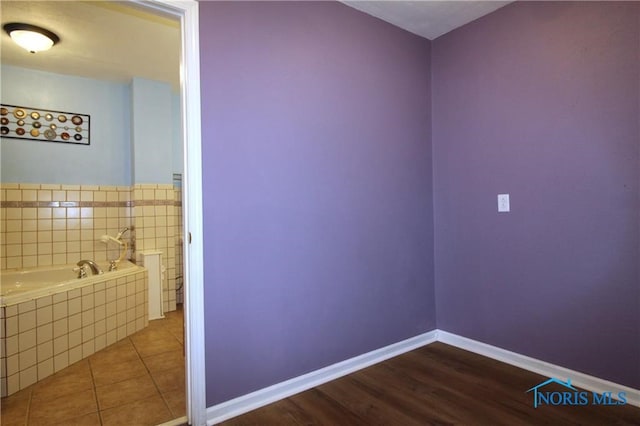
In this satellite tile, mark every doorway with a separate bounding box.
[134,1,205,424]
[0,0,204,424]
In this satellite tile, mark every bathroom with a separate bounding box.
[0,1,185,399]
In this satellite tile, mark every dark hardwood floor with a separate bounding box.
[221,342,640,425]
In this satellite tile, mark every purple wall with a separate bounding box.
[433,1,640,388]
[199,2,434,405]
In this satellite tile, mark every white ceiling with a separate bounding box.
[1,1,180,91]
[0,1,511,90]
[342,1,513,40]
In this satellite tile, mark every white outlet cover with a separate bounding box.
[498,194,510,212]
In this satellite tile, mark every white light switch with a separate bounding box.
[498,194,510,212]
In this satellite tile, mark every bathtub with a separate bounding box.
[0,261,141,306]
[0,261,149,397]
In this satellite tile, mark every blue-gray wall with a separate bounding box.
[1,65,131,185]
[131,77,175,184]
[1,66,181,185]
[172,93,183,175]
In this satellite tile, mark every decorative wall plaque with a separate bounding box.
[0,104,90,145]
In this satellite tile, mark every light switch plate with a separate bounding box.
[498,194,510,212]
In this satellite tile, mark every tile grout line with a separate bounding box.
[2,315,184,425]
[87,349,104,425]
[144,312,185,419]
[24,387,34,425]
[157,379,178,418]
[131,323,178,420]
[163,321,186,419]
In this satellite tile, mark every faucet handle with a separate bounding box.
[109,260,118,271]
[73,265,88,279]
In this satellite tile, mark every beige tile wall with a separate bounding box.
[0,183,132,270]
[0,270,148,397]
[174,186,184,304]
[132,184,178,313]
[0,182,184,314]
[0,182,184,397]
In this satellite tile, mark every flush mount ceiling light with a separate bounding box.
[3,23,60,53]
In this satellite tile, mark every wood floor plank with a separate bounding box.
[222,403,299,426]
[417,344,640,425]
[353,362,466,424]
[220,343,640,425]
[289,388,368,425]
[316,376,426,425]
[387,350,535,425]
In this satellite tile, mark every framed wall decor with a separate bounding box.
[0,104,90,145]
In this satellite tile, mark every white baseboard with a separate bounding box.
[206,330,438,425]
[436,330,640,407]
[206,328,639,424]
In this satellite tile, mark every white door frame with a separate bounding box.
[131,1,206,424]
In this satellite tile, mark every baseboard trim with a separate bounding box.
[206,328,639,423]
[206,330,438,425]
[436,330,640,408]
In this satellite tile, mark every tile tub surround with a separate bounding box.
[0,182,184,314]
[0,269,149,397]
[0,183,133,270]
[0,309,184,426]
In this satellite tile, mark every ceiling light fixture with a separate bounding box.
[3,22,60,53]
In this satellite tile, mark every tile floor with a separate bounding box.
[1,307,185,426]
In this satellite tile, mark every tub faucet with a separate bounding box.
[76,260,103,276]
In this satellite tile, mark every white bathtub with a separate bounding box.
[0,261,143,306]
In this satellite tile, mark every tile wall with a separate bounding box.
[132,184,179,313]
[0,184,132,270]
[0,269,149,396]
[174,186,184,304]
[0,182,184,314]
